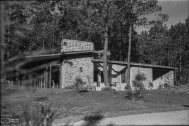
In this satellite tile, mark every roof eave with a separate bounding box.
[91,59,178,70]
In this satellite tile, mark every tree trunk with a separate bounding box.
[126,24,132,91]
[103,21,109,87]
[120,21,123,61]
[125,0,133,91]
[103,0,109,87]
[179,39,182,81]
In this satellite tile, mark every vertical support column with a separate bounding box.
[45,66,47,88]
[20,75,22,86]
[129,67,133,90]
[108,63,112,86]
[16,69,20,85]
[29,74,32,87]
[19,75,22,86]
[61,61,65,88]
[174,70,177,86]
[97,70,101,87]
[40,72,42,88]
[49,65,52,88]
[59,66,62,88]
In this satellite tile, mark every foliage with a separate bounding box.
[137,23,170,65]
[125,91,133,100]
[19,103,56,126]
[158,83,169,89]
[149,82,153,89]
[132,72,146,98]
[137,16,189,84]
[74,76,87,92]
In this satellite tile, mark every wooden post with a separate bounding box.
[19,75,22,86]
[20,76,22,86]
[174,70,177,85]
[33,77,35,87]
[16,70,20,85]
[22,76,25,86]
[39,76,41,88]
[97,70,101,87]
[49,65,52,88]
[37,77,39,88]
[45,66,48,88]
[43,70,45,88]
[59,66,62,88]
[41,73,42,88]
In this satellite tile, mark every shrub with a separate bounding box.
[19,103,57,126]
[164,83,169,88]
[149,82,153,89]
[125,91,133,100]
[132,72,146,99]
[74,76,87,92]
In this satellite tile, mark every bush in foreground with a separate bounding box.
[132,72,146,99]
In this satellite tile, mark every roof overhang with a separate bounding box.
[92,59,178,70]
[5,51,94,71]
[8,51,93,62]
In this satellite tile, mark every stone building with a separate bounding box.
[5,39,177,90]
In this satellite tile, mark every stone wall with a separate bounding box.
[164,70,174,86]
[61,39,94,53]
[60,39,94,88]
[130,67,153,90]
[61,57,94,88]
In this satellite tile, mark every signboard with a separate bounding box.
[61,39,94,53]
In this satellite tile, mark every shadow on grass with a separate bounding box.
[35,97,50,102]
[182,105,189,108]
[83,110,104,126]
[82,110,116,126]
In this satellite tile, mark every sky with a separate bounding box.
[135,0,189,33]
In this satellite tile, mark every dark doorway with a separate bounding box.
[51,65,60,88]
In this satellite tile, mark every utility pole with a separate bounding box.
[126,0,133,91]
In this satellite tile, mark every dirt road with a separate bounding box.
[72,110,189,125]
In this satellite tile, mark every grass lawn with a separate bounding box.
[1,84,189,123]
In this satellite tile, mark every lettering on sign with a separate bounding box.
[61,39,94,53]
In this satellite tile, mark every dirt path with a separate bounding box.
[72,110,189,125]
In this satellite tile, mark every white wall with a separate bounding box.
[130,67,153,90]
